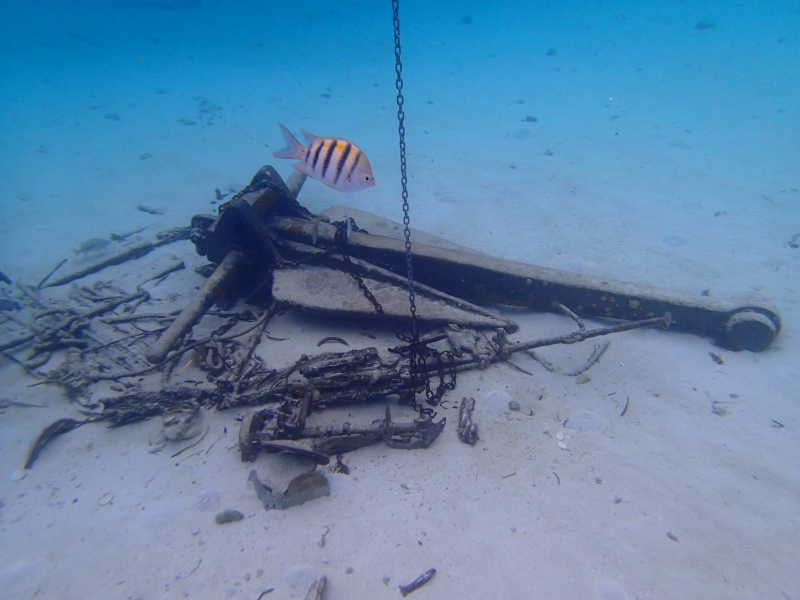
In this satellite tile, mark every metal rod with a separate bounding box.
[285,171,307,199]
[145,250,248,364]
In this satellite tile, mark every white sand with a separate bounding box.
[1,1,799,599]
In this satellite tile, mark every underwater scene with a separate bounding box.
[0,0,798,598]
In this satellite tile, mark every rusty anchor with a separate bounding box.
[147,165,779,362]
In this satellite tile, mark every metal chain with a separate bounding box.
[392,0,422,404]
[333,219,452,413]
[390,0,456,414]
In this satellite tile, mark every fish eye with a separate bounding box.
[364,175,371,181]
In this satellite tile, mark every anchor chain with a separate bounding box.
[392,0,455,415]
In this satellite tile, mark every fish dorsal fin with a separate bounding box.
[301,130,321,146]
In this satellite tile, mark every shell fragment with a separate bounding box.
[97,492,115,506]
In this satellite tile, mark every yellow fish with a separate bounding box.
[272,123,376,193]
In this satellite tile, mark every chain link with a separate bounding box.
[391,0,455,414]
[392,0,421,400]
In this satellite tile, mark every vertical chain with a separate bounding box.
[392,0,420,402]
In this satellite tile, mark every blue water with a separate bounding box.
[1,1,799,598]
[3,1,797,278]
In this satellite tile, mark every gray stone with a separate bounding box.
[215,509,244,524]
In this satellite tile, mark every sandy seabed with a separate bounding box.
[1,1,799,599]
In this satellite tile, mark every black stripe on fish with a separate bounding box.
[347,148,363,181]
[304,145,311,162]
[334,142,352,185]
[312,140,324,171]
[321,140,338,179]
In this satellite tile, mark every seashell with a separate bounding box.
[97,492,115,506]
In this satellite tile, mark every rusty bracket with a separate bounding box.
[238,401,445,462]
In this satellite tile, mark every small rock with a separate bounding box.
[508,400,520,411]
[575,373,590,384]
[97,492,114,506]
[215,509,244,524]
[345,567,354,574]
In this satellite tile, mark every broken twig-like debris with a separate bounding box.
[400,568,436,597]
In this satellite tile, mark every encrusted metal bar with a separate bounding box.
[267,215,780,351]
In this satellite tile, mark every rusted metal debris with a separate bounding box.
[234,312,669,463]
[271,260,517,331]
[457,397,478,445]
[72,163,774,356]
[24,417,96,469]
[41,226,190,289]
[0,163,780,475]
[13,299,670,469]
[145,250,248,364]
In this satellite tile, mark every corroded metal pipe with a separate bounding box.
[145,250,247,364]
[146,169,308,366]
[285,170,307,198]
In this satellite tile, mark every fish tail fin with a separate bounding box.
[272,123,306,159]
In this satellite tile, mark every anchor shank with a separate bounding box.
[268,215,780,351]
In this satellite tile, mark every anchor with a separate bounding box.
[145,165,779,365]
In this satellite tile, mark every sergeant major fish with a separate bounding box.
[272,123,375,193]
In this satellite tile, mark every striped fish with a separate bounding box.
[272,123,376,193]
